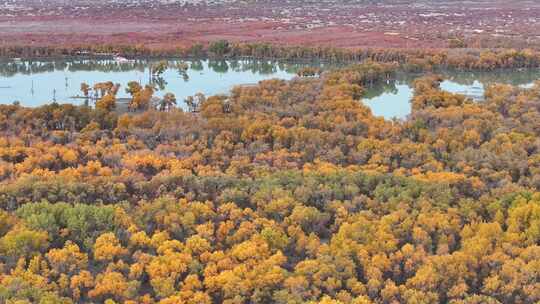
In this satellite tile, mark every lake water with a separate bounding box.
[363,70,540,119]
[0,58,310,106]
[1,58,539,119]
[362,80,487,119]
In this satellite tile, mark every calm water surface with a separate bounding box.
[0,59,310,106]
[1,58,539,119]
[363,69,540,119]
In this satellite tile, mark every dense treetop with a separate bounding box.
[0,59,540,303]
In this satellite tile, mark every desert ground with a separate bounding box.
[1,0,540,48]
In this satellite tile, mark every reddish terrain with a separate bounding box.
[1,0,540,49]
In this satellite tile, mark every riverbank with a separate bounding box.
[2,44,540,74]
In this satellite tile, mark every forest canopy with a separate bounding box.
[1,59,540,304]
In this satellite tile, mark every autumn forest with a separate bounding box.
[1,42,540,304]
